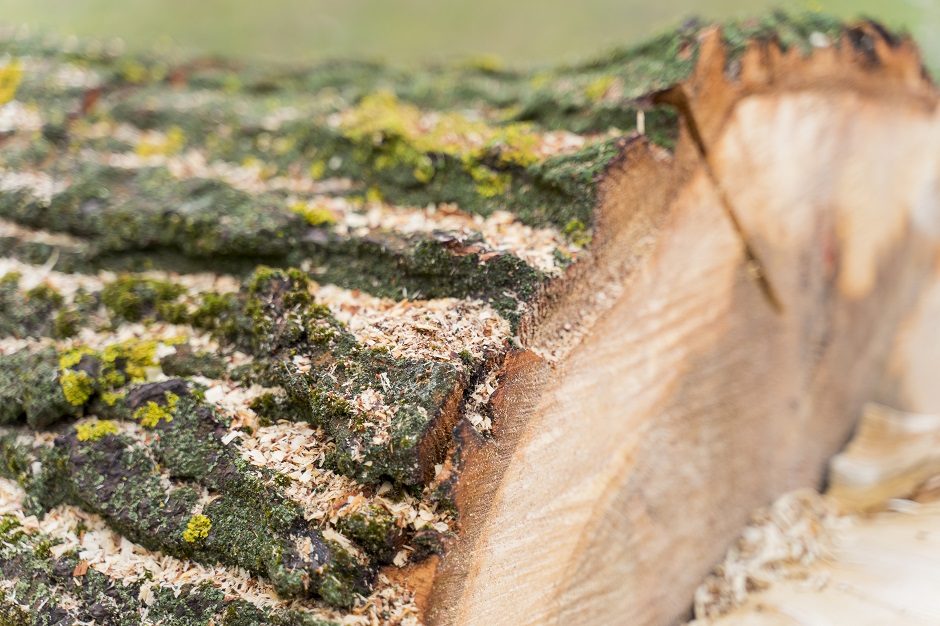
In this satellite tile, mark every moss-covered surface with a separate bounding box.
[0,155,544,323]
[0,12,854,328]
[0,378,373,607]
[0,265,480,487]
[0,272,90,339]
[0,513,344,625]
[189,267,468,486]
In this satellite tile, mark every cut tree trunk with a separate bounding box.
[430,22,940,626]
[0,12,935,626]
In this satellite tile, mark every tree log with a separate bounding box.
[0,12,935,626]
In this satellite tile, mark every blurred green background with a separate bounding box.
[0,0,937,69]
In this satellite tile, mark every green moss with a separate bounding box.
[0,272,20,288]
[52,307,81,338]
[182,513,212,543]
[185,266,471,485]
[75,419,119,442]
[101,274,186,322]
[336,505,401,562]
[23,283,64,308]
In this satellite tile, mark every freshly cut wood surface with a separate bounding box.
[829,404,940,511]
[692,494,940,626]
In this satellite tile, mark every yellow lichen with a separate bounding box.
[290,201,337,227]
[412,154,435,183]
[136,126,186,157]
[496,125,541,167]
[365,186,383,204]
[469,165,511,198]
[337,90,542,185]
[0,60,23,105]
[59,370,94,407]
[562,218,592,247]
[75,420,119,442]
[101,339,157,382]
[101,390,126,407]
[584,75,617,102]
[133,392,179,428]
[58,346,94,370]
[182,514,211,543]
[119,59,149,84]
[308,160,327,179]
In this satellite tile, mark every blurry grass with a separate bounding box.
[0,0,936,70]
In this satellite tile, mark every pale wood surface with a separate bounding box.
[696,501,940,626]
[829,404,940,511]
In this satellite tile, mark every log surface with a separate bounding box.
[0,12,934,626]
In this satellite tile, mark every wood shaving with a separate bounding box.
[314,284,510,365]
[690,489,849,620]
[463,368,501,434]
[318,197,580,275]
[0,256,103,299]
[0,171,67,206]
[0,100,42,133]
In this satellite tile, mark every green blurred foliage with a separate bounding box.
[0,0,936,69]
